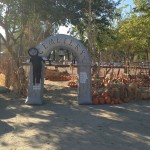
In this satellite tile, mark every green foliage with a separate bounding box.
[133,0,150,16]
[115,0,150,62]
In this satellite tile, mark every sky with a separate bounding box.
[0,27,4,35]
[121,0,134,6]
[118,0,135,12]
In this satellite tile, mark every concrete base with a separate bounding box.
[25,97,43,105]
[78,97,92,105]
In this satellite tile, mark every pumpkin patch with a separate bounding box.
[92,71,150,105]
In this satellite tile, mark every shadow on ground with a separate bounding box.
[0,83,150,150]
[0,95,16,137]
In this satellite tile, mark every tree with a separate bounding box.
[69,0,120,63]
[0,0,25,58]
[116,0,150,62]
[0,0,64,59]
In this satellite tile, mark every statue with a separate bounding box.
[28,47,44,85]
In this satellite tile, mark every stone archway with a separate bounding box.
[26,34,92,105]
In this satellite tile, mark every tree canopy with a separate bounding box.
[0,0,149,63]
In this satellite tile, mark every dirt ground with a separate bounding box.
[0,80,150,150]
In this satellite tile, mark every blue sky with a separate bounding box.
[120,0,134,5]
[118,0,135,11]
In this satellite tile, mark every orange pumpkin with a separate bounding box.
[101,92,105,97]
[93,97,99,105]
[124,98,129,103]
[99,97,105,104]
[105,96,111,104]
[114,98,120,104]
[92,92,98,98]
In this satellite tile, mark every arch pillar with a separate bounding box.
[77,64,92,104]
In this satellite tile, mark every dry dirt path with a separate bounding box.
[0,81,150,150]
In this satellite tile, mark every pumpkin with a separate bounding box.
[93,97,99,105]
[105,96,111,104]
[124,98,129,103]
[99,97,105,104]
[101,92,108,98]
[114,98,120,104]
[92,91,98,97]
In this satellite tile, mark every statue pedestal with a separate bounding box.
[25,84,43,104]
[25,64,44,105]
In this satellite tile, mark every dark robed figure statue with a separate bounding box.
[28,47,44,85]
